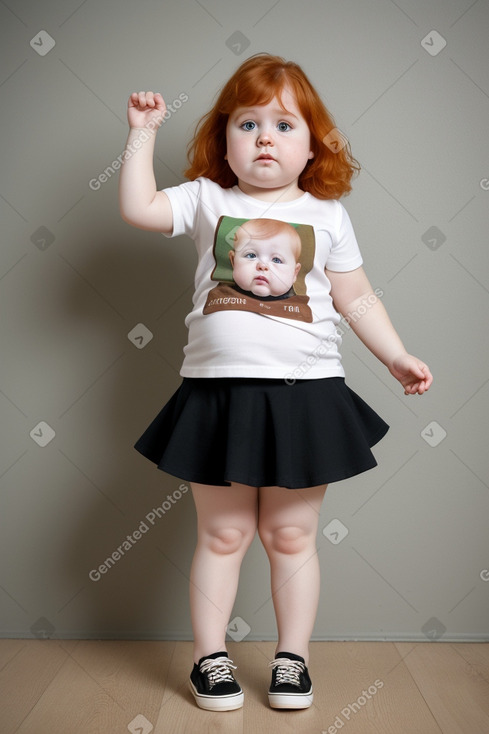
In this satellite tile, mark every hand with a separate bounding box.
[389,353,433,395]
[127,91,166,130]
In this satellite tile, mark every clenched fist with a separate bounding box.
[127,91,166,130]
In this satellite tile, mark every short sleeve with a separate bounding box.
[160,178,202,239]
[325,201,363,272]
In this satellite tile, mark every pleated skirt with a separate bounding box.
[134,376,389,489]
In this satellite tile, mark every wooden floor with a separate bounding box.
[1,639,488,733]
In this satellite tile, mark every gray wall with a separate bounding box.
[1,0,488,642]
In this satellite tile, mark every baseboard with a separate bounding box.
[1,630,488,642]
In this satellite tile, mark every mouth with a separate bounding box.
[254,276,269,284]
[255,154,276,162]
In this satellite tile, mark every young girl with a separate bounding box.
[119,53,432,712]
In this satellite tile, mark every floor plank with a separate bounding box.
[6,641,172,734]
[0,639,79,733]
[395,642,489,734]
[1,640,488,734]
[311,641,441,734]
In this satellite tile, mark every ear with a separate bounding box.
[228,250,235,266]
[308,150,314,159]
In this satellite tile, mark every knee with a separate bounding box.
[205,526,254,555]
[259,524,311,555]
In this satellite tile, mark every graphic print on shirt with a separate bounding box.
[203,216,315,322]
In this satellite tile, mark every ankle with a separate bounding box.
[194,647,228,665]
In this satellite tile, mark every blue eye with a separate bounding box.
[244,252,257,259]
[241,121,256,131]
[271,256,283,264]
[277,122,291,132]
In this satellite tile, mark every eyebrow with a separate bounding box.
[233,106,299,120]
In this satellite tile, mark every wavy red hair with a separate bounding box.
[184,53,359,199]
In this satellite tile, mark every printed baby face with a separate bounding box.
[229,225,302,297]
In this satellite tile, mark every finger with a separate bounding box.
[423,369,433,390]
[415,379,429,395]
[128,91,139,107]
[154,92,166,110]
[405,380,421,395]
[414,368,432,394]
[420,376,432,393]
[411,362,427,380]
[137,91,149,108]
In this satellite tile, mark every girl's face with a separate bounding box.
[225,87,314,201]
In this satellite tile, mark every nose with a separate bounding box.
[256,258,268,270]
[257,126,273,146]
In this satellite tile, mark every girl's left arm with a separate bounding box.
[326,266,433,395]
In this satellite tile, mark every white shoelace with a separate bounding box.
[200,656,238,689]
[269,657,305,686]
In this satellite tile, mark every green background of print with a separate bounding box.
[211,215,315,296]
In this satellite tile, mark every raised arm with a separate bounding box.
[118,91,174,233]
[326,266,433,395]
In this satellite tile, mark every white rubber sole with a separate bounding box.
[189,680,244,711]
[268,688,313,709]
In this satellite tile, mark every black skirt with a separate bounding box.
[134,376,389,489]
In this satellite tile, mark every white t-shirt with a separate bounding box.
[163,177,363,380]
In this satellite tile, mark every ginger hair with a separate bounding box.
[233,219,302,259]
[184,53,360,199]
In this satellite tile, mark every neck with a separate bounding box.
[236,180,304,202]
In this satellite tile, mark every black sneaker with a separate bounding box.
[189,651,244,711]
[268,651,313,709]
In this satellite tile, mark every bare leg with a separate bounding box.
[190,482,258,663]
[258,484,328,665]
